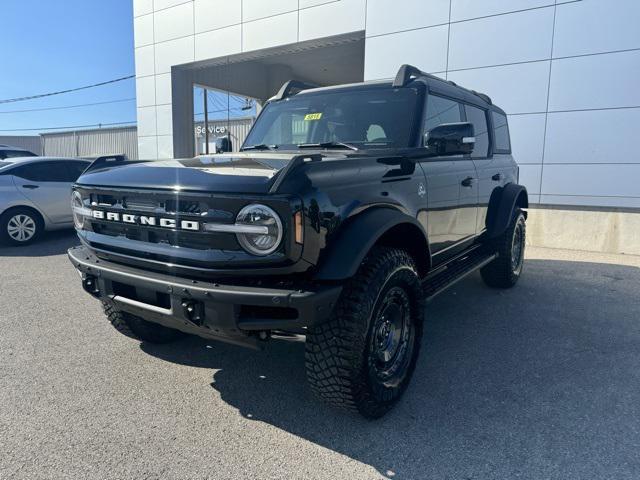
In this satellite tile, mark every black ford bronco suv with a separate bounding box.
[68,65,527,418]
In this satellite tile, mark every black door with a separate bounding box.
[465,106,514,234]
[416,94,478,259]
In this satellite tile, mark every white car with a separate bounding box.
[0,157,91,245]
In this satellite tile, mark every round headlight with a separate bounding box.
[235,204,283,256]
[71,191,85,229]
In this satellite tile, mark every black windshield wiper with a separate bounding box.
[241,144,278,151]
[297,141,359,151]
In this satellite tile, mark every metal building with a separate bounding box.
[0,135,43,155]
[41,126,139,159]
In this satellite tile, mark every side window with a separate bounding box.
[492,111,511,153]
[11,161,70,182]
[464,105,489,158]
[424,95,462,135]
[63,161,90,181]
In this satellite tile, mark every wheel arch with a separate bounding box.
[314,207,431,281]
[485,183,528,239]
[1,204,46,228]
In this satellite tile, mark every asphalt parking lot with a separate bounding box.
[1,231,639,480]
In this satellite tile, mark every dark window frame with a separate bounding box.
[490,110,511,154]
[421,92,466,157]
[461,103,492,159]
[62,160,91,181]
[10,160,85,182]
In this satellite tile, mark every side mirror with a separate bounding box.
[214,136,233,153]
[424,122,475,156]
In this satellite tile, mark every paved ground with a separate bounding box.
[1,230,639,480]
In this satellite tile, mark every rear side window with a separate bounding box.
[424,95,462,134]
[492,111,511,153]
[464,105,489,158]
[64,161,90,181]
[11,161,74,182]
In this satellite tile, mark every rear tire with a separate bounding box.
[481,209,526,289]
[102,301,184,344]
[305,247,424,419]
[0,207,43,246]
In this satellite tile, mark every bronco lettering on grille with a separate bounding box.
[91,210,200,231]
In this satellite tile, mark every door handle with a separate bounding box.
[491,173,502,181]
[22,184,39,189]
[461,177,474,187]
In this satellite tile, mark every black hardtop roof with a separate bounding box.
[275,64,506,116]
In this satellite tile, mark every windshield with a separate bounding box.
[243,87,419,150]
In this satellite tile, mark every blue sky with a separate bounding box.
[0,0,136,135]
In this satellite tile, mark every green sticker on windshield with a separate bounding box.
[304,113,323,121]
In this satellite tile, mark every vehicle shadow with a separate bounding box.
[0,229,78,257]
[140,258,640,479]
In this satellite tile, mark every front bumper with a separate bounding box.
[68,245,342,348]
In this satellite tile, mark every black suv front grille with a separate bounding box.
[90,192,214,216]
[81,188,241,251]
[74,186,295,271]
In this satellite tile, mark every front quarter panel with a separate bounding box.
[275,154,428,271]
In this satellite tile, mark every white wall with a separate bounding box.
[364,0,640,208]
[134,0,640,209]
[133,0,366,160]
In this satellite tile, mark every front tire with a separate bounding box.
[305,247,424,418]
[481,209,526,288]
[102,302,184,344]
[0,207,43,245]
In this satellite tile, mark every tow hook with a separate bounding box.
[181,299,205,326]
[82,274,100,298]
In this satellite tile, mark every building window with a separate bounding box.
[193,86,256,155]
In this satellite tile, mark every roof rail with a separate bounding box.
[273,80,318,101]
[471,90,492,105]
[393,64,493,104]
[393,64,458,88]
[392,64,427,87]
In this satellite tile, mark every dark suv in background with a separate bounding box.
[68,65,527,418]
[0,145,37,160]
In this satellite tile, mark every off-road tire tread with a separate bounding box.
[102,301,183,343]
[481,209,526,288]
[305,247,423,418]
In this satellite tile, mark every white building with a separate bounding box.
[132,0,640,254]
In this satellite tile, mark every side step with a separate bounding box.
[422,247,497,301]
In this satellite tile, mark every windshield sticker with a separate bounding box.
[304,113,323,121]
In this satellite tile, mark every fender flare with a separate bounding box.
[486,183,528,239]
[315,207,431,281]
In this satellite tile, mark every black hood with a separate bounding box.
[77,154,298,193]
